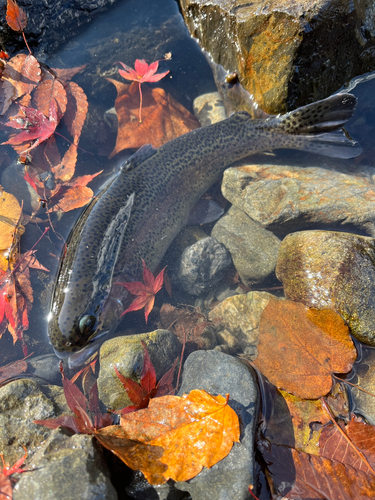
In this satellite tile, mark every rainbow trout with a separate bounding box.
[48,93,361,365]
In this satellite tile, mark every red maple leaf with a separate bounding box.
[0,446,28,499]
[2,102,58,154]
[114,341,177,415]
[116,259,165,323]
[34,363,113,434]
[117,59,169,122]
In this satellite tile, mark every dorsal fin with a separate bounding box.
[120,144,157,173]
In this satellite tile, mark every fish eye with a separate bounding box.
[78,315,97,335]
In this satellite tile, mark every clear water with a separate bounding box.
[0,0,375,389]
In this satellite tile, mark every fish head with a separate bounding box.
[47,278,129,362]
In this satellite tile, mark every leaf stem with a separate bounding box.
[22,31,32,56]
[138,82,143,123]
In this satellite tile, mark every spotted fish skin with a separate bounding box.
[48,93,361,359]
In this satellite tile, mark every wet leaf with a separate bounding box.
[52,65,86,82]
[51,141,78,182]
[2,54,40,99]
[116,259,165,323]
[63,81,88,141]
[0,80,16,115]
[118,389,240,483]
[47,171,102,213]
[320,419,375,475]
[258,439,375,500]
[107,79,199,157]
[94,425,167,484]
[2,102,58,153]
[252,300,356,399]
[0,356,28,386]
[32,79,67,120]
[34,363,113,434]
[117,59,170,122]
[6,0,27,32]
[0,191,22,271]
[0,446,28,500]
[114,341,177,414]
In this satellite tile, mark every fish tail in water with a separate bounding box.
[269,93,362,158]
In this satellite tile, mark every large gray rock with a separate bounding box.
[179,0,375,113]
[175,350,259,500]
[13,429,117,500]
[221,164,375,236]
[211,206,280,286]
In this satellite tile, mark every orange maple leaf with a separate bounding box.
[115,259,165,323]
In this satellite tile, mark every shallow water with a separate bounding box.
[1,0,375,450]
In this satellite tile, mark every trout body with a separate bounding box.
[48,93,361,362]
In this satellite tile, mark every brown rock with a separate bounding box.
[276,230,375,345]
[179,0,375,113]
[221,164,375,236]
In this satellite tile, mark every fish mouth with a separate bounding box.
[52,329,110,368]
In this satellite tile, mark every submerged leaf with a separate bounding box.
[107,79,199,157]
[253,300,356,399]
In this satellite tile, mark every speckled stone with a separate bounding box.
[175,237,232,296]
[0,379,59,465]
[209,291,278,356]
[98,330,181,410]
[221,164,375,236]
[276,230,375,345]
[13,429,117,500]
[211,206,280,286]
[193,92,227,126]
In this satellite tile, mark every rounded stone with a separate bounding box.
[276,230,375,345]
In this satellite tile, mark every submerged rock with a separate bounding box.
[97,330,181,410]
[0,379,58,465]
[13,429,117,500]
[179,0,375,113]
[175,350,259,500]
[221,164,375,236]
[351,347,375,426]
[209,291,277,357]
[276,230,375,345]
[175,237,232,296]
[211,206,280,286]
[193,92,227,126]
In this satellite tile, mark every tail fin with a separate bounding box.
[272,93,362,159]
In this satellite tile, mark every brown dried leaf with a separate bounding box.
[320,420,375,475]
[259,439,375,500]
[48,185,93,213]
[0,80,16,115]
[32,79,67,120]
[63,81,88,140]
[53,65,86,82]
[107,79,199,158]
[2,54,41,99]
[6,0,27,31]
[51,141,78,182]
[252,300,356,399]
